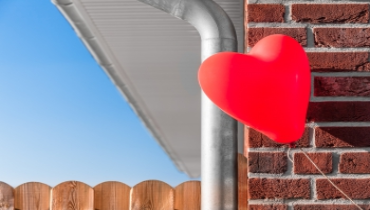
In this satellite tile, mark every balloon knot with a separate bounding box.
[289,142,296,148]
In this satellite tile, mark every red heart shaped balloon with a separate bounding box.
[198,34,311,144]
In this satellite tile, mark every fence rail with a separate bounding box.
[0,154,247,210]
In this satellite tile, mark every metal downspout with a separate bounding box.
[136,0,238,209]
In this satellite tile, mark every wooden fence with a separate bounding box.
[0,154,247,210]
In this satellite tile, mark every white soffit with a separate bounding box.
[53,0,244,177]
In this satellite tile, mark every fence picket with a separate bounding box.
[174,181,200,210]
[94,181,130,210]
[0,182,14,210]
[1,155,249,210]
[51,181,93,210]
[131,180,173,210]
[14,182,50,210]
[238,153,248,210]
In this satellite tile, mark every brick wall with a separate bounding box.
[244,1,370,209]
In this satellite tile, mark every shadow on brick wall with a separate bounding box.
[315,127,370,148]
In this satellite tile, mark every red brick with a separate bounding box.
[248,152,287,174]
[294,204,370,210]
[307,52,370,72]
[248,28,307,47]
[292,4,369,23]
[307,102,370,122]
[246,127,310,148]
[247,4,285,23]
[316,178,370,199]
[250,204,288,210]
[315,127,370,148]
[248,178,310,199]
[294,153,332,174]
[314,28,370,48]
[340,152,370,173]
[314,77,370,96]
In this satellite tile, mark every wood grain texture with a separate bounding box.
[14,182,51,210]
[51,181,93,210]
[174,181,200,210]
[238,153,248,210]
[130,180,174,210]
[0,182,14,210]
[94,181,130,210]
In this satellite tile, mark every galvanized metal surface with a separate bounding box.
[52,0,244,179]
[201,49,238,210]
[202,95,238,210]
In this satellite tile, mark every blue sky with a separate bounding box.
[0,0,197,187]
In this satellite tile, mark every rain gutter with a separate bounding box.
[51,0,189,174]
[136,0,238,209]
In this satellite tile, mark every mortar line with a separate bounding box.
[248,0,370,3]
[312,72,370,76]
[248,199,370,204]
[310,97,370,102]
[287,203,293,210]
[311,125,315,147]
[312,177,318,201]
[304,48,370,52]
[284,2,291,23]
[285,147,294,176]
[332,150,340,175]
[248,173,370,178]
[244,47,370,52]
[310,122,370,127]
[248,23,370,27]
[310,74,315,100]
[248,147,370,152]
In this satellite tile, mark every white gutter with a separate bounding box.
[52,0,189,175]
